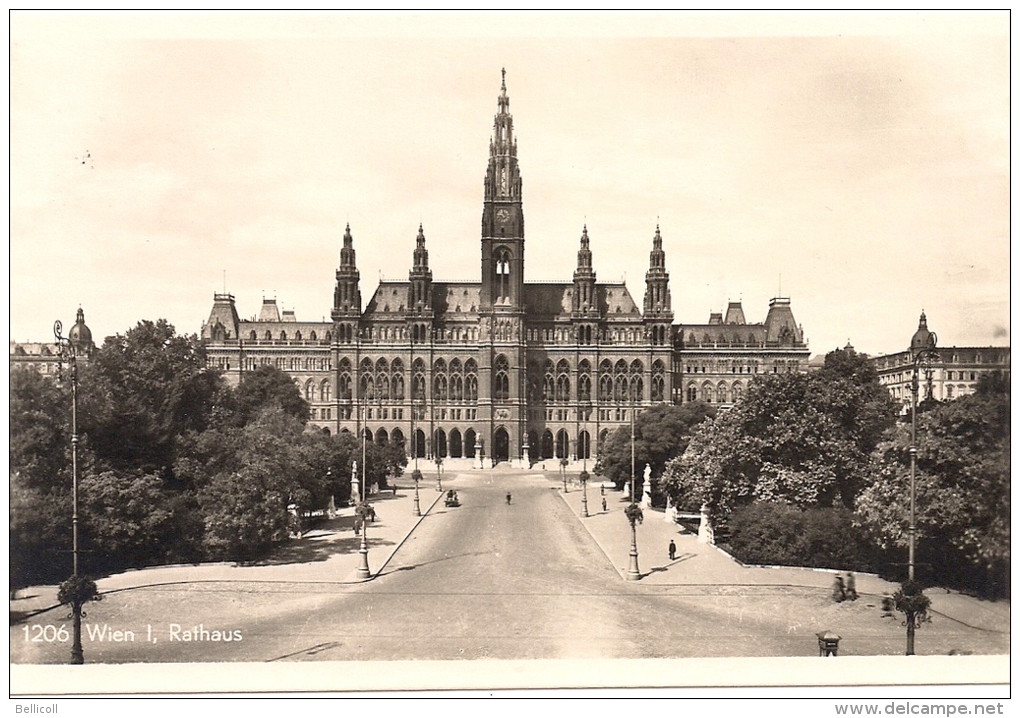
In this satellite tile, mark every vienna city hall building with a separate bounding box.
[201,74,809,467]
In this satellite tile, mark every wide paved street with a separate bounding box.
[10,470,1011,667]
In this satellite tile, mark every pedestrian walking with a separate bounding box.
[506,492,512,505]
[668,539,676,561]
[601,497,607,512]
[600,485,605,496]
[832,575,846,603]
[845,572,858,601]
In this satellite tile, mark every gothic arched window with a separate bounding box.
[494,354,510,401]
[579,374,592,402]
[495,248,512,304]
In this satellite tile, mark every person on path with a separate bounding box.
[845,572,858,601]
[506,492,512,505]
[600,485,605,496]
[601,497,607,512]
[832,575,846,603]
[668,539,676,561]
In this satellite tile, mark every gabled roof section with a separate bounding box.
[522,282,641,320]
[363,281,483,320]
[599,283,641,319]
[364,281,410,318]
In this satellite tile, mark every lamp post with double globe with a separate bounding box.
[625,400,641,580]
[904,311,938,655]
[54,308,95,664]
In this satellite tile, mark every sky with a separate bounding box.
[9,11,1010,358]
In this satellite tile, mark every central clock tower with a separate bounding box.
[480,68,524,312]
[478,69,526,468]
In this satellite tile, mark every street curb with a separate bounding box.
[364,488,446,581]
[712,543,883,579]
[555,488,633,582]
[10,490,448,616]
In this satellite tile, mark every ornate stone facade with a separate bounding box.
[200,73,810,465]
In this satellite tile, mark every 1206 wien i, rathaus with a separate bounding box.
[200,71,809,466]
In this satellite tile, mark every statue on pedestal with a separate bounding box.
[351,460,361,505]
[641,463,653,508]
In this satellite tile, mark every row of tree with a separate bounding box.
[11,320,405,590]
[596,349,1009,597]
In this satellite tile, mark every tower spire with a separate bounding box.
[480,69,525,313]
[572,225,597,316]
[643,224,672,318]
[409,223,434,316]
[332,223,362,320]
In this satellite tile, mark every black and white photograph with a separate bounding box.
[8,10,1009,705]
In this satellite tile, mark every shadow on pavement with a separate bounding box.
[378,550,491,576]
[248,518,397,567]
[645,553,698,575]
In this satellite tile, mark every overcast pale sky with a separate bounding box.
[9,12,1010,357]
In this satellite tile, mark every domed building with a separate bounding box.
[10,307,93,375]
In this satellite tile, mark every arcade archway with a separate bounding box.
[493,427,510,463]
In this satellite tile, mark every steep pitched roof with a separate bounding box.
[363,281,484,320]
[522,282,641,320]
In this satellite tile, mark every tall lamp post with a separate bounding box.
[904,311,938,654]
[411,397,422,517]
[356,402,371,580]
[626,400,641,580]
[580,403,590,517]
[54,309,92,664]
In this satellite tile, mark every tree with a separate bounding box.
[854,382,1010,596]
[78,319,221,475]
[662,350,898,521]
[78,471,181,573]
[233,365,309,426]
[10,472,71,591]
[9,368,72,491]
[597,402,715,488]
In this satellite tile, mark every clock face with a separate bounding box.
[496,208,510,224]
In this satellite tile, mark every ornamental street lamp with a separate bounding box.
[626,400,641,580]
[579,469,589,518]
[54,309,93,664]
[905,311,938,655]
[411,398,421,517]
[356,402,371,580]
[908,311,938,583]
[355,500,372,580]
[410,397,422,516]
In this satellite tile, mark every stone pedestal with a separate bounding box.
[351,465,361,506]
[642,486,653,508]
[697,504,715,545]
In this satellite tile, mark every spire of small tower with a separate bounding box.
[643,224,672,318]
[413,222,429,271]
[339,223,356,267]
[649,224,665,269]
[332,222,362,319]
[573,225,597,316]
[409,223,434,316]
[576,224,593,270]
